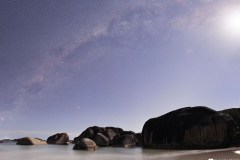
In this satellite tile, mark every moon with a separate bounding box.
[221,9,240,38]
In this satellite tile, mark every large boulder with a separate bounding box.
[74,127,98,143]
[73,126,123,144]
[220,108,240,146]
[47,133,69,145]
[112,134,136,147]
[135,133,142,146]
[73,126,141,147]
[104,127,124,141]
[16,137,47,145]
[221,108,240,125]
[142,106,236,149]
[93,133,109,146]
[103,129,116,141]
[73,138,98,151]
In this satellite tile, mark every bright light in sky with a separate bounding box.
[2,0,240,140]
[221,8,240,38]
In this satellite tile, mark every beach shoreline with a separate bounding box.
[1,142,240,160]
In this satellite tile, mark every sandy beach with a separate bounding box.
[175,148,240,160]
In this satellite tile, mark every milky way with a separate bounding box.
[1,0,240,139]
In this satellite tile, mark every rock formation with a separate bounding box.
[135,133,142,146]
[142,106,236,149]
[73,126,123,144]
[93,133,109,146]
[47,133,69,145]
[112,134,136,147]
[220,108,240,146]
[73,138,98,151]
[73,126,141,147]
[16,137,47,145]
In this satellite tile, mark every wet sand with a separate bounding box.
[174,148,240,160]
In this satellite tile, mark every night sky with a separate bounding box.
[1,0,240,139]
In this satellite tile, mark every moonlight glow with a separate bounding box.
[222,9,240,38]
[2,0,240,141]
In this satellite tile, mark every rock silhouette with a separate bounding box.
[220,108,240,146]
[73,138,98,151]
[16,137,47,145]
[93,133,109,146]
[74,126,140,147]
[112,134,136,147]
[47,133,69,145]
[142,106,236,149]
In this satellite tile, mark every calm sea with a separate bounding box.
[0,142,239,160]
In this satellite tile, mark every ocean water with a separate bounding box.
[1,142,240,160]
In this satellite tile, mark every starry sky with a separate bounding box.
[1,0,240,139]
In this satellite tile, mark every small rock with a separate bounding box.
[16,137,47,145]
[73,138,98,151]
[47,133,69,145]
[112,134,136,147]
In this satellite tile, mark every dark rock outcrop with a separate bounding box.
[74,127,98,142]
[47,133,69,145]
[142,106,236,149]
[135,133,142,146]
[73,126,123,144]
[104,127,124,141]
[16,137,47,145]
[73,138,97,151]
[121,131,135,136]
[221,108,240,125]
[74,126,140,147]
[93,133,109,146]
[220,108,240,146]
[112,134,136,147]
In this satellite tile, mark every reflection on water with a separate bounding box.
[0,142,239,160]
